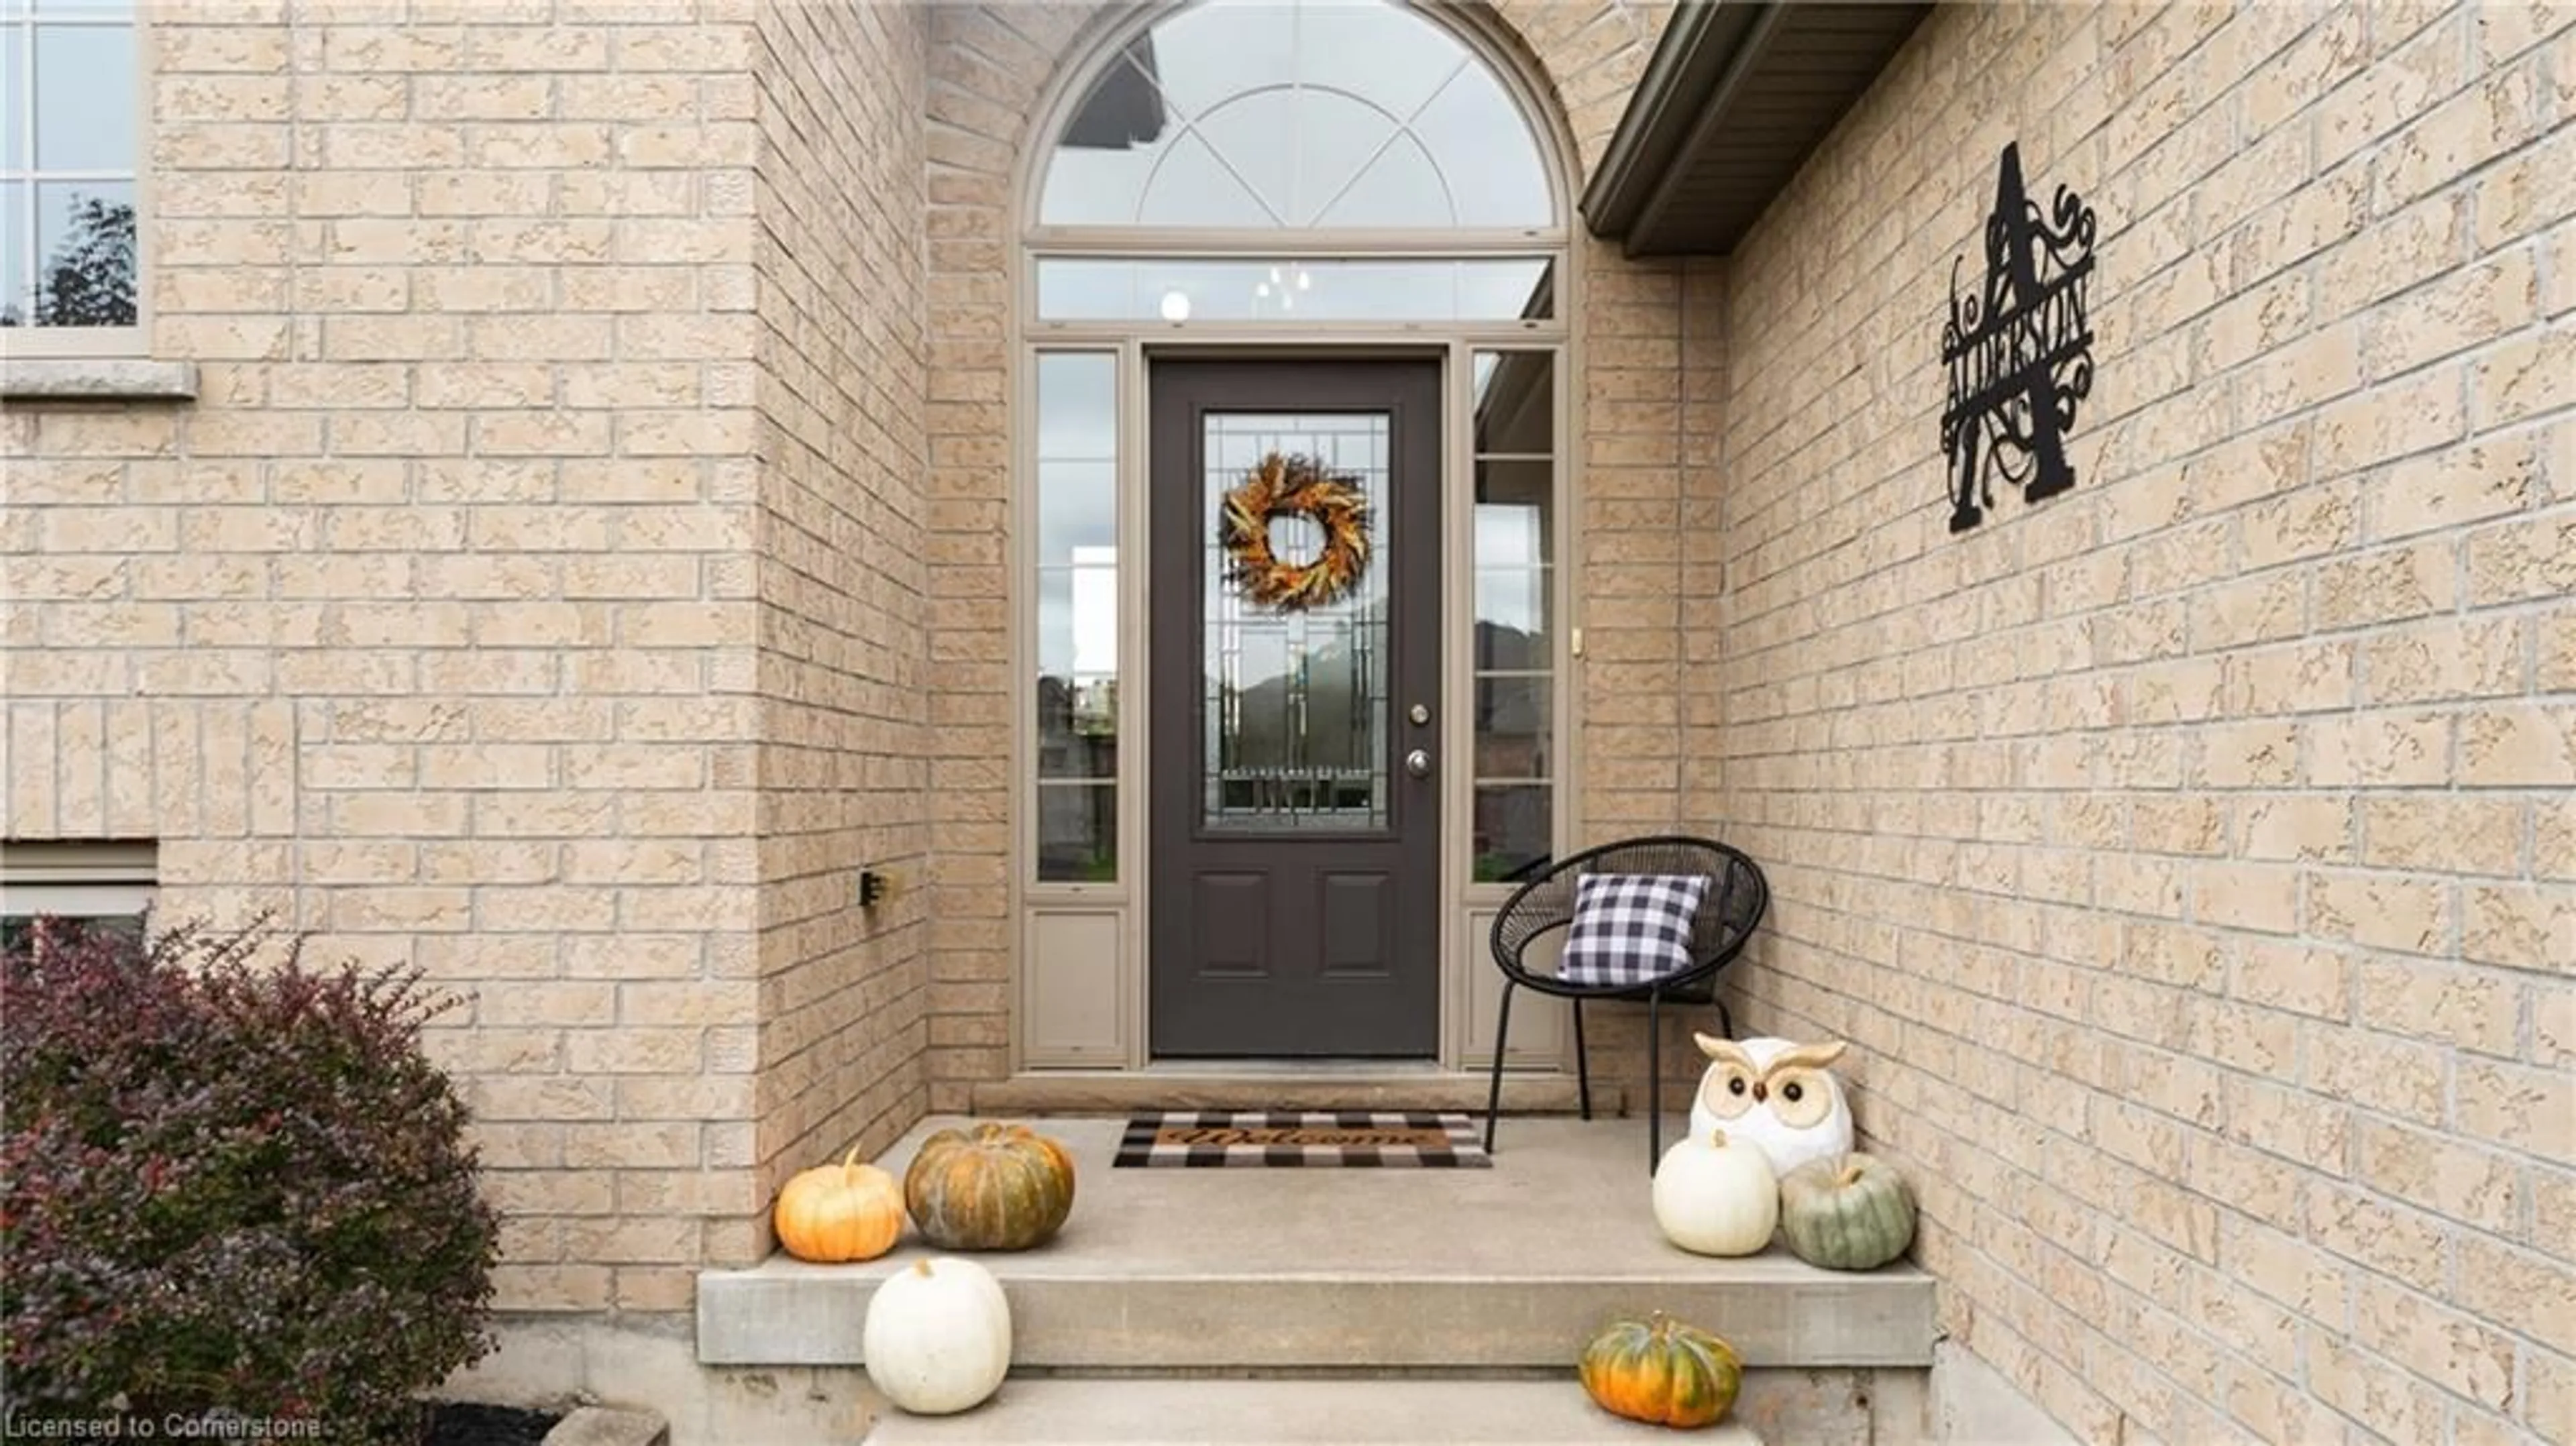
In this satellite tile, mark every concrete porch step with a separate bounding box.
[699,1117,1936,1372]
[857,1380,1764,1444]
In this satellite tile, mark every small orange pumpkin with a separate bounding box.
[773,1146,905,1264]
[1578,1313,1743,1429]
[903,1122,1076,1252]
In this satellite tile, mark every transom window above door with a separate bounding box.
[1039,0,1558,233]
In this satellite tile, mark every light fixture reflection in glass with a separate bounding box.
[1159,289,1191,322]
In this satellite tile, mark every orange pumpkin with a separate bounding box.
[1578,1313,1743,1429]
[773,1146,905,1264]
[902,1122,1076,1251]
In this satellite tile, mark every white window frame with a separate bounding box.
[1,840,157,920]
[2,3,149,357]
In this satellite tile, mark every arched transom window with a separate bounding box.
[1037,0,1559,233]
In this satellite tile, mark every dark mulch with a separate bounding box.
[423,1402,563,1446]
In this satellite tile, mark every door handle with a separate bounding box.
[1403,748,1432,778]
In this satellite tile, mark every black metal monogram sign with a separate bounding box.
[1941,143,2096,533]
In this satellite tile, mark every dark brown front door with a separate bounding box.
[1148,357,1442,1058]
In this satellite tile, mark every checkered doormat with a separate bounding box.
[1114,1110,1493,1168]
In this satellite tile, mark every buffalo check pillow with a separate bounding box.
[1556,873,1712,989]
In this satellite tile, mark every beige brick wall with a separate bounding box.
[917,0,1700,1107]
[745,0,934,1235]
[0,1,883,1313]
[1705,3,2572,1441]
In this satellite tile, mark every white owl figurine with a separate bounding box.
[1687,1034,1854,1180]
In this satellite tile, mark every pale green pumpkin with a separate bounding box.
[1776,1152,1916,1270]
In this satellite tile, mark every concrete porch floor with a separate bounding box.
[698,1115,1937,1372]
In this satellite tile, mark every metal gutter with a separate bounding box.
[1578,0,1934,258]
[1621,2,1792,259]
[1575,0,1776,241]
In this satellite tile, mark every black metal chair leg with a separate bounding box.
[1647,987,1663,1173]
[1717,995,1734,1042]
[1571,999,1592,1121]
[1484,979,1516,1153]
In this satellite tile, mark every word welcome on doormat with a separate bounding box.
[1114,1110,1493,1168]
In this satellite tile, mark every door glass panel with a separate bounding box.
[1203,411,1391,832]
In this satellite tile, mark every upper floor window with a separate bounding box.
[3,0,139,334]
[1038,0,1557,233]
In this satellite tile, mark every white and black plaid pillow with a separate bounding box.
[1556,873,1712,989]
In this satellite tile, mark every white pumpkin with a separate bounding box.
[861,1256,1013,1415]
[1651,1125,1780,1257]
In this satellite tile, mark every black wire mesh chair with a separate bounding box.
[1483,835,1768,1170]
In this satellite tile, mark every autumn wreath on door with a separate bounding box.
[1219,451,1372,612]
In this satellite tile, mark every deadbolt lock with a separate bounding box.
[1408,703,1432,726]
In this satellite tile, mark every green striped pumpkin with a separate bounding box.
[1777,1152,1916,1270]
[902,1123,1076,1251]
[1578,1313,1741,1429]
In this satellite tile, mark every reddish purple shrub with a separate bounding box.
[3,917,500,1445]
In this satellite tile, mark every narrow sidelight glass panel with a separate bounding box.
[1037,783,1119,883]
[1472,677,1550,781]
[1037,353,1117,464]
[1470,352,1556,883]
[1472,352,1556,453]
[1472,783,1551,883]
[1473,565,1550,662]
[1038,460,1116,564]
[1034,353,1120,876]
[1036,556,1119,781]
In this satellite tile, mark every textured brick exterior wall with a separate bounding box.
[1707,3,2572,1441]
[746,0,933,1254]
[0,0,932,1312]
[918,0,1703,1109]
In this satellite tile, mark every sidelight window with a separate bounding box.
[1469,350,1556,882]
[1033,352,1122,883]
